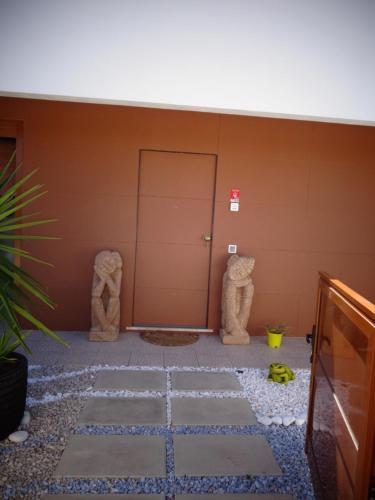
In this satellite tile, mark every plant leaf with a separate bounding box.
[0,153,62,355]
[0,168,38,207]
[0,218,57,232]
[11,303,68,347]
[0,150,17,187]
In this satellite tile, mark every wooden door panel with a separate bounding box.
[135,243,210,290]
[133,287,208,327]
[140,151,215,199]
[134,150,216,327]
[137,197,213,245]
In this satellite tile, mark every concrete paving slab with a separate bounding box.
[171,398,257,425]
[197,353,234,368]
[174,435,281,476]
[176,495,294,500]
[96,353,131,365]
[94,370,167,391]
[164,351,199,367]
[228,354,267,369]
[44,496,164,500]
[95,341,133,352]
[78,398,166,425]
[172,371,242,391]
[129,352,164,366]
[54,435,166,477]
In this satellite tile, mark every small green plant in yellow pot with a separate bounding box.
[266,324,288,349]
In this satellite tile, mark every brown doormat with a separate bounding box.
[140,331,199,346]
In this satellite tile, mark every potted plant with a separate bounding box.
[266,324,288,349]
[0,151,66,440]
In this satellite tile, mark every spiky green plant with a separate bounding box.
[265,324,288,335]
[0,151,66,360]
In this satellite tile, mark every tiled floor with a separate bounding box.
[24,331,311,370]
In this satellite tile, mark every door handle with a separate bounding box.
[202,234,212,242]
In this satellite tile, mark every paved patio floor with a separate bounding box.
[24,331,311,369]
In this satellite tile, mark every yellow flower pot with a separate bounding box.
[267,332,283,349]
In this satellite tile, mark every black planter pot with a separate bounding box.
[0,352,28,440]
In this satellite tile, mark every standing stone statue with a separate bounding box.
[89,250,123,341]
[220,254,255,345]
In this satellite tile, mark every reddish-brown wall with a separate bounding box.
[0,97,374,336]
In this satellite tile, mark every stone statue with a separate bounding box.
[89,250,123,341]
[220,254,255,345]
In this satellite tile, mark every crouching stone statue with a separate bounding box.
[220,254,255,345]
[89,250,123,341]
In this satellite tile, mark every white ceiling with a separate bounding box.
[1,0,375,125]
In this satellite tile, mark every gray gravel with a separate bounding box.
[0,365,314,499]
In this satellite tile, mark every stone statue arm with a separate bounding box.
[92,266,107,297]
[105,268,122,298]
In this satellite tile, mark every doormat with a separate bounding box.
[140,331,199,346]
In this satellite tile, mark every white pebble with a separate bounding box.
[271,416,283,425]
[21,411,31,426]
[282,415,295,426]
[8,430,29,443]
[237,368,310,425]
[295,417,305,426]
[257,415,272,426]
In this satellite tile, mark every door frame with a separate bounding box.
[131,148,218,329]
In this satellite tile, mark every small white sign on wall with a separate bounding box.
[230,201,239,212]
[228,244,237,254]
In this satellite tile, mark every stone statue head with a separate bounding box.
[95,250,122,275]
[227,255,255,281]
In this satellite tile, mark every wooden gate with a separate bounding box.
[306,272,375,499]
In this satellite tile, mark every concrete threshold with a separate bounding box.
[126,326,214,333]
